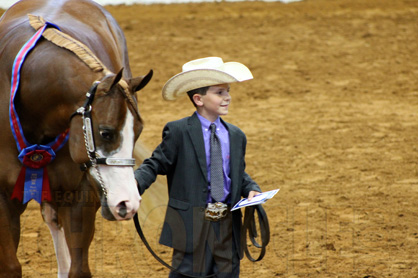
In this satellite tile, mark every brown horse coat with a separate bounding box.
[0,0,151,277]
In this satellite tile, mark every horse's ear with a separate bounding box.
[131,69,153,93]
[111,68,124,89]
[97,68,123,93]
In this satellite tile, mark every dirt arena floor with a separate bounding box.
[2,0,418,276]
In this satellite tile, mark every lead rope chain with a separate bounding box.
[83,129,108,200]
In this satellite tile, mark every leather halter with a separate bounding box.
[70,81,137,174]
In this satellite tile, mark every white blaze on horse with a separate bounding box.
[0,0,152,277]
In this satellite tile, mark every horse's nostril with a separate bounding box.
[117,201,128,218]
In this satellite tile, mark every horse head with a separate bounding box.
[69,68,153,221]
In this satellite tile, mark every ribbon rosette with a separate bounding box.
[11,145,56,204]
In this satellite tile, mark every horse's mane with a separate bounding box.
[28,14,109,74]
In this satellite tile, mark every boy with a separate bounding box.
[135,57,261,277]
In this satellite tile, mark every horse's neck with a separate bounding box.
[18,62,102,145]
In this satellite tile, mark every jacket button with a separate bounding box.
[200,208,204,212]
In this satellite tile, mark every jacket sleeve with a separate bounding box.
[134,123,178,195]
[239,132,262,198]
[241,170,262,198]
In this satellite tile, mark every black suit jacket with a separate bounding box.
[135,113,261,258]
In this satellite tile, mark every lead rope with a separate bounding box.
[241,205,270,262]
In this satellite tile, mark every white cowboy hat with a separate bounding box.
[162,57,253,101]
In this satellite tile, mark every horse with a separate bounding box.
[0,0,152,277]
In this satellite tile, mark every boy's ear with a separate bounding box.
[193,94,203,107]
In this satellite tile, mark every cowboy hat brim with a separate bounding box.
[162,62,253,101]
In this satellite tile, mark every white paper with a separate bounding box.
[231,189,279,211]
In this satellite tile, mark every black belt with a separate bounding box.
[133,204,270,277]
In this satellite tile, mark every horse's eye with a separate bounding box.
[99,129,114,141]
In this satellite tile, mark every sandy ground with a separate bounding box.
[2,0,418,277]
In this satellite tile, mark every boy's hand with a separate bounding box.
[247,190,261,201]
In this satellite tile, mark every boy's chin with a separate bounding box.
[218,108,229,115]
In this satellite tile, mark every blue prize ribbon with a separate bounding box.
[23,168,44,204]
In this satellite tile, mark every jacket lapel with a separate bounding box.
[187,113,208,183]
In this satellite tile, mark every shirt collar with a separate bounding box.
[196,112,221,130]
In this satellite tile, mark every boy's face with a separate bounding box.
[197,83,231,120]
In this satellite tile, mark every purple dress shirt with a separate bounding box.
[196,112,231,203]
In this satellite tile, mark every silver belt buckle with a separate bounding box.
[205,202,228,221]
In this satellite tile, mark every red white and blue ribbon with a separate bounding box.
[9,21,69,204]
